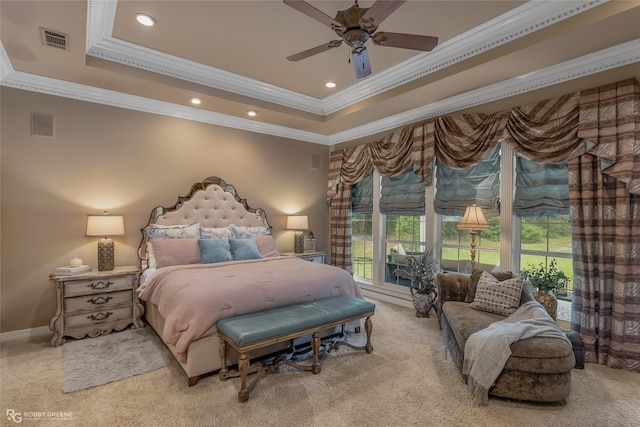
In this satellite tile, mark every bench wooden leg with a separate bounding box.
[238,353,250,403]
[219,340,229,380]
[311,331,321,374]
[364,316,373,354]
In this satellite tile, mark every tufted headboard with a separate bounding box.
[138,176,271,265]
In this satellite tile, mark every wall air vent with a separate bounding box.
[31,113,55,137]
[40,27,68,50]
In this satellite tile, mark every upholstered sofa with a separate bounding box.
[437,270,575,403]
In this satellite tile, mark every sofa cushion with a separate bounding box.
[437,272,470,303]
[465,269,514,303]
[469,272,524,316]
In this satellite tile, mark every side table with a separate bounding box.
[49,265,143,346]
[282,251,326,264]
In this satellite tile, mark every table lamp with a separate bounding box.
[286,215,309,254]
[86,213,125,271]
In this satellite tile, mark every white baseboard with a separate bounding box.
[0,326,51,344]
[361,288,413,310]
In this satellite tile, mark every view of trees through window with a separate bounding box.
[352,213,373,280]
[519,214,574,294]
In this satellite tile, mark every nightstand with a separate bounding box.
[283,251,326,264]
[49,265,144,346]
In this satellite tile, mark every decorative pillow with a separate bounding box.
[256,235,280,258]
[465,269,514,303]
[229,224,269,239]
[230,238,262,260]
[151,239,200,268]
[200,226,233,240]
[198,239,233,264]
[145,222,201,240]
[470,271,524,316]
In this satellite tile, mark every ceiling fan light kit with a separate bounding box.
[284,0,438,78]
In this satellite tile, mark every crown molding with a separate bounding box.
[2,40,638,146]
[328,39,640,144]
[85,0,604,116]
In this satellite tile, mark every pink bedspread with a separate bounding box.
[137,256,363,362]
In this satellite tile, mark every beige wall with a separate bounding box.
[0,87,330,333]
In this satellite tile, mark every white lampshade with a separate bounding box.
[86,215,125,236]
[457,205,490,230]
[286,215,309,230]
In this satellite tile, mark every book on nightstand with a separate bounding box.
[54,265,92,276]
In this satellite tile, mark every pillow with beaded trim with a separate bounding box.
[469,271,524,316]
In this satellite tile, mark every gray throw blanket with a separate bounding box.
[463,301,570,406]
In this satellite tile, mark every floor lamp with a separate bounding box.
[457,205,490,269]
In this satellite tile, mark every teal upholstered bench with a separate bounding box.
[217,295,375,402]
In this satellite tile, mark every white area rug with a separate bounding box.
[62,326,171,393]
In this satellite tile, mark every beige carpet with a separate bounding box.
[1,298,639,427]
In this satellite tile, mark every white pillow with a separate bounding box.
[145,222,201,240]
[229,224,269,239]
[200,226,233,240]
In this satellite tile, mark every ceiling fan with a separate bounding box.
[284,0,438,79]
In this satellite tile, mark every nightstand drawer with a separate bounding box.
[65,290,132,312]
[64,276,134,298]
[64,306,132,329]
[302,254,325,263]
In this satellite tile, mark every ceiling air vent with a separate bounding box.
[40,27,68,50]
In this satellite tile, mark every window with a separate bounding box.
[435,145,500,273]
[352,213,373,280]
[440,214,500,273]
[351,172,373,280]
[385,214,426,287]
[514,156,573,295]
[349,141,574,300]
[518,215,573,295]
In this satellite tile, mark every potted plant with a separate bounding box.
[394,250,440,317]
[520,258,570,320]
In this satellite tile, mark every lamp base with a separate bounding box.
[294,231,305,254]
[97,238,115,271]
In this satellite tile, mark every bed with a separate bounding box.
[136,176,363,386]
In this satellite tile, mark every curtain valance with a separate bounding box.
[329,78,639,203]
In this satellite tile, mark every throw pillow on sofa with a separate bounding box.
[469,271,524,316]
[465,269,514,303]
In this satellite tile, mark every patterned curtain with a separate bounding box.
[569,79,640,371]
[569,154,640,371]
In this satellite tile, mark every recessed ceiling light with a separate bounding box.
[247,111,257,117]
[135,14,156,27]
[325,82,337,88]
[191,98,201,105]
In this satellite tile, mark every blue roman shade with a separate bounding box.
[351,171,373,214]
[380,169,425,216]
[435,144,500,216]
[514,157,569,217]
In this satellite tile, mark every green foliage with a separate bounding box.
[521,258,570,293]
[393,251,440,295]
[521,224,545,243]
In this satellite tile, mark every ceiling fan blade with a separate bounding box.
[372,32,439,51]
[287,40,343,62]
[351,48,371,79]
[360,0,406,30]
[283,0,345,32]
